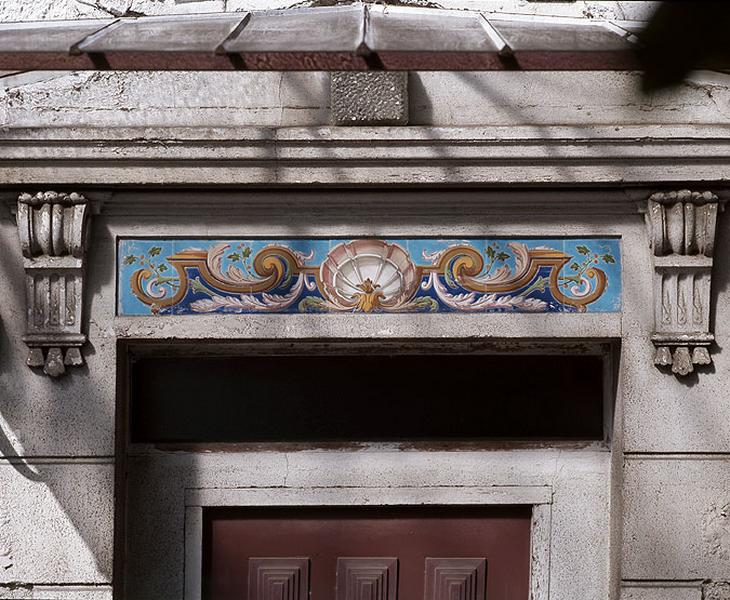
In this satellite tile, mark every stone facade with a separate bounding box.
[2,2,730,600]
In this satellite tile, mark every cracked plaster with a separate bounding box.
[0,0,712,132]
[703,503,730,562]
[0,1,660,22]
[0,506,12,571]
[3,70,730,129]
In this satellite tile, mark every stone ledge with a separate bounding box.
[0,585,112,600]
[0,125,729,186]
[621,580,702,600]
[112,312,622,341]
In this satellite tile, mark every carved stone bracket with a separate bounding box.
[647,190,722,376]
[16,191,91,377]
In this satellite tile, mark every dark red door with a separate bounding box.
[204,506,531,600]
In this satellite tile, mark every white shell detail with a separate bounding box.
[320,240,420,311]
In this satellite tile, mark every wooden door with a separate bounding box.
[204,506,531,600]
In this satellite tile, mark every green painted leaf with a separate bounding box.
[123,255,137,265]
[190,277,215,297]
[444,260,458,289]
[602,254,616,264]
[158,264,168,272]
[486,245,495,259]
[228,252,241,261]
[576,245,590,255]
[411,297,439,312]
[496,252,510,261]
[149,246,162,257]
[280,269,292,289]
[520,276,549,297]
[242,247,252,258]
[570,262,580,271]
[299,296,327,312]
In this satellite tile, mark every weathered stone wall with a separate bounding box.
[619,205,730,600]
[0,0,658,23]
[2,1,730,599]
[4,70,730,129]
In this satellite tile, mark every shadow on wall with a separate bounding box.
[710,197,730,357]
[409,70,586,183]
[640,1,730,92]
[0,69,333,593]
[0,211,114,587]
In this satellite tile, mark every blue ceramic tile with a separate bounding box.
[117,237,621,316]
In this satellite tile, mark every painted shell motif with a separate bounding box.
[320,240,420,312]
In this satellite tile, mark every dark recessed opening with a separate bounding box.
[129,353,605,443]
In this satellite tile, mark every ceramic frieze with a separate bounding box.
[117,238,621,316]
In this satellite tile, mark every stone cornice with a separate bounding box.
[0,124,729,186]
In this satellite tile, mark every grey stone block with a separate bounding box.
[705,582,730,600]
[0,460,113,585]
[330,72,408,126]
[623,457,730,580]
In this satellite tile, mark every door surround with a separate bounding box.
[183,485,552,600]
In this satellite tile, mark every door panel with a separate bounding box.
[204,506,530,600]
[424,558,486,600]
[248,558,310,600]
[336,558,398,600]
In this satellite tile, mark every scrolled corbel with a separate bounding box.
[646,189,721,376]
[16,191,91,378]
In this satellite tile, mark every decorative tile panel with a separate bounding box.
[248,558,310,600]
[424,558,486,600]
[117,238,621,315]
[336,557,398,600]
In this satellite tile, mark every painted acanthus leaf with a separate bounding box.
[206,243,262,285]
[566,275,593,298]
[469,242,531,284]
[190,273,307,313]
[424,272,547,312]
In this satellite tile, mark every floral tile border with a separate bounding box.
[118,237,621,315]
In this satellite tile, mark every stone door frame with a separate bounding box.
[182,485,553,600]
